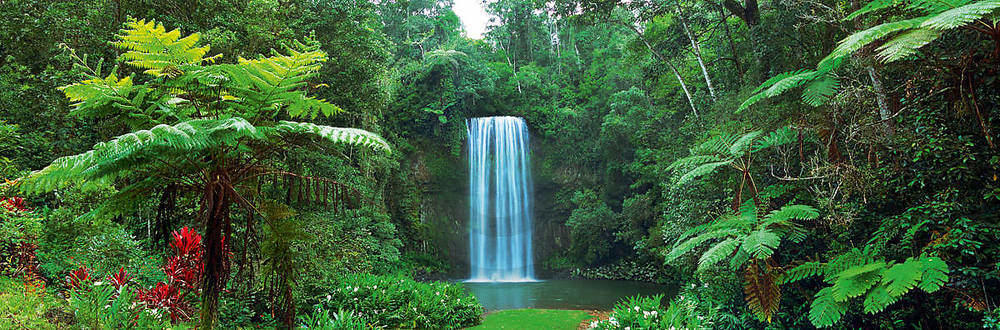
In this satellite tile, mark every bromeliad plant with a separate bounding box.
[20,19,390,328]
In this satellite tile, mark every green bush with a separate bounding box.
[0,277,65,329]
[317,273,481,329]
[299,306,367,329]
[589,294,701,329]
[69,283,171,329]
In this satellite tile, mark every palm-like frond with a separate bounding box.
[272,121,391,152]
[818,17,929,69]
[801,74,841,106]
[113,19,212,76]
[217,38,342,119]
[921,0,1000,29]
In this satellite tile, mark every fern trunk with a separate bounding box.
[201,169,233,329]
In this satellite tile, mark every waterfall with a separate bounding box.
[467,116,535,282]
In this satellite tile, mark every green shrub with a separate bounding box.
[589,294,702,329]
[0,277,65,329]
[69,282,171,329]
[299,306,367,329]
[317,273,481,329]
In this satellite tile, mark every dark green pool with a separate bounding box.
[462,279,673,311]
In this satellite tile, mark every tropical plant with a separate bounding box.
[321,273,482,329]
[780,247,950,328]
[668,127,802,209]
[19,19,390,329]
[740,0,1000,111]
[588,294,704,329]
[665,200,820,322]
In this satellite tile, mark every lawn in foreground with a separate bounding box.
[470,309,595,330]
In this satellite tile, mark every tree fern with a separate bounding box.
[697,238,741,272]
[741,229,780,259]
[779,261,826,284]
[742,0,1000,112]
[882,258,924,296]
[809,287,849,328]
[744,261,782,322]
[113,19,212,76]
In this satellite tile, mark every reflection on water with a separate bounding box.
[462,279,673,311]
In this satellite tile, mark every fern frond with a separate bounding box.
[113,19,211,76]
[730,130,764,156]
[915,255,949,292]
[218,38,337,119]
[882,258,923,296]
[764,204,820,224]
[741,229,780,260]
[779,262,827,284]
[665,228,739,263]
[809,287,848,328]
[832,262,884,302]
[876,28,941,62]
[817,17,928,69]
[676,160,732,185]
[692,132,739,155]
[921,0,1000,30]
[744,262,781,322]
[862,285,900,314]
[667,154,722,171]
[846,0,905,20]
[907,0,974,14]
[697,238,741,272]
[272,121,391,152]
[801,74,840,106]
[753,126,799,152]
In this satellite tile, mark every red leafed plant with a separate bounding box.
[135,227,205,323]
[0,197,30,212]
[136,282,193,322]
[67,266,92,292]
[107,267,133,289]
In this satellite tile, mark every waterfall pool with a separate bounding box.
[462,279,674,311]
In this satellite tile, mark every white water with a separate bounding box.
[467,116,536,282]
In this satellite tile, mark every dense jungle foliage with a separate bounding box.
[1,0,999,328]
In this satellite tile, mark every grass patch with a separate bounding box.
[471,309,594,330]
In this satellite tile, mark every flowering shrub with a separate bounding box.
[0,194,42,278]
[299,306,367,329]
[588,294,703,329]
[316,273,482,329]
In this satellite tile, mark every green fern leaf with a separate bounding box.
[817,17,928,69]
[677,160,732,185]
[921,0,1000,30]
[741,229,780,260]
[730,130,764,155]
[764,204,820,224]
[846,0,904,20]
[916,255,949,292]
[692,133,739,155]
[779,261,826,284]
[113,19,211,76]
[882,258,923,297]
[665,228,739,263]
[273,121,390,152]
[876,28,941,62]
[862,285,900,314]
[832,263,883,302]
[809,287,848,328]
[753,126,799,152]
[801,74,840,106]
[667,155,722,171]
[697,238,741,272]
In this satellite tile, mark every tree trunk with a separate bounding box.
[866,65,895,135]
[677,1,717,100]
[626,24,699,117]
[201,169,232,330]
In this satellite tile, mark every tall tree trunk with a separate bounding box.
[866,65,895,135]
[677,1,717,100]
[626,24,699,118]
[718,6,744,80]
[201,169,232,330]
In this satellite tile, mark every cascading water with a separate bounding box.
[467,116,536,282]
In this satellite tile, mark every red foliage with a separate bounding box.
[135,226,206,323]
[67,266,92,292]
[0,197,30,212]
[135,282,194,322]
[107,267,133,289]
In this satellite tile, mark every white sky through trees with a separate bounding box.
[453,0,491,39]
